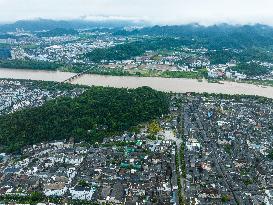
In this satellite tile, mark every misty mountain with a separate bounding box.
[0,19,146,32]
[36,28,79,37]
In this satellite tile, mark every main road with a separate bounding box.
[1,68,273,99]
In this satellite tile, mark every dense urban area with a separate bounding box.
[0,79,85,116]
[0,78,272,204]
[182,94,273,205]
[1,21,273,86]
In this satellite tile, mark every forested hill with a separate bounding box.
[0,86,169,153]
[85,37,191,62]
[85,24,273,63]
[114,24,273,49]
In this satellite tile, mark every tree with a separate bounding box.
[268,149,273,160]
[221,194,231,203]
[30,192,45,202]
[78,180,90,187]
[147,120,161,136]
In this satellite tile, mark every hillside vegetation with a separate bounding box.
[115,24,273,49]
[85,37,190,62]
[0,86,169,153]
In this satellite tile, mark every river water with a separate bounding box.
[1,68,273,99]
[0,68,75,82]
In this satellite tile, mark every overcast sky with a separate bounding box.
[1,0,273,25]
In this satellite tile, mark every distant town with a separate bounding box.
[1,24,273,87]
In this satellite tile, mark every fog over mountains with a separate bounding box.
[0,18,149,32]
[1,18,273,32]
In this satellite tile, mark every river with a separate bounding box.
[1,68,273,99]
[0,68,75,82]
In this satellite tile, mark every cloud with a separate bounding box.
[1,0,273,25]
[80,15,148,23]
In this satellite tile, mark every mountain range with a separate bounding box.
[0,18,148,32]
